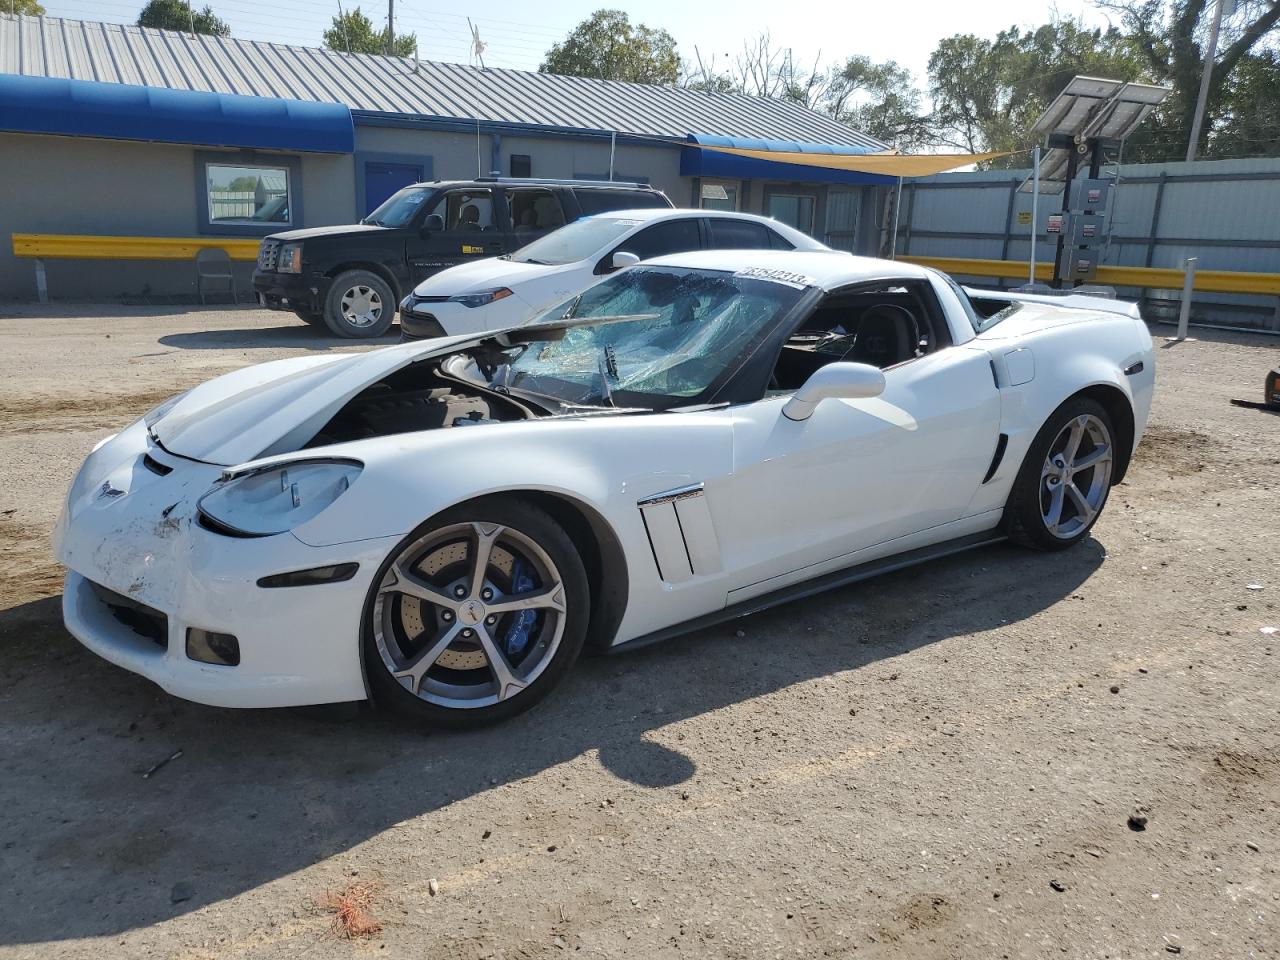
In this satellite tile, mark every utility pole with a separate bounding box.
[1186,0,1227,162]
[386,0,394,55]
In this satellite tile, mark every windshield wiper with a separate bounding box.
[596,345,616,407]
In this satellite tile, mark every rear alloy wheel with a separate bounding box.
[363,499,589,728]
[323,269,395,338]
[1006,397,1116,550]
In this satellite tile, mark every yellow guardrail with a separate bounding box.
[899,255,1280,297]
[12,233,261,261]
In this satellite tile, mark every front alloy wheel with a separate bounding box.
[323,269,395,338]
[364,499,589,727]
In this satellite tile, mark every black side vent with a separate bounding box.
[982,434,1009,484]
[142,454,173,476]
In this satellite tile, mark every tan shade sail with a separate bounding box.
[693,144,1015,177]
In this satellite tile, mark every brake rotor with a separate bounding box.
[398,538,517,671]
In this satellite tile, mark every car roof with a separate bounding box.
[410,178,661,190]
[583,208,828,248]
[640,249,935,290]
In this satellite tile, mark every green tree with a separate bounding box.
[136,0,230,36]
[928,18,1146,164]
[1098,0,1280,160]
[8,0,46,15]
[1207,49,1280,158]
[824,56,933,151]
[323,7,416,57]
[541,9,678,85]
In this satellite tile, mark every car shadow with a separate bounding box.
[0,538,1104,946]
[157,324,401,351]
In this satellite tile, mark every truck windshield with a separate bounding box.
[509,216,644,266]
[364,187,435,228]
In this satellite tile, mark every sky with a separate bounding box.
[39,0,1113,88]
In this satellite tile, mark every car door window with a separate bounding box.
[612,218,702,261]
[769,280,950,392]
[407,189,500,283]
[706,218,773,250]
[508,189,567,237]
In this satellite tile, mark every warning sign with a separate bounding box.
[1017,211,1032,226]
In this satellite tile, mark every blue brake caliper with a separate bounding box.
[502,558,538,658]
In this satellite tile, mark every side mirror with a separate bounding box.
[422,213,444,235]
[782,362,885,421]
[611,251,641,271]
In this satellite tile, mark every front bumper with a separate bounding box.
[252,270,326,314]
[54,423,400,708]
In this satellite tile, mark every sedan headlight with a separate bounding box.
[449,287,514,308]
[278,242,304,274]
[198,459,362,537]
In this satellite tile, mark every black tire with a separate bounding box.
[323,269,395,339]
[293,308,325,327]
[1004,396,1117,551]
[362,497,590,729]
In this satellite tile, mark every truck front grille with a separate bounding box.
[257,239,280,272]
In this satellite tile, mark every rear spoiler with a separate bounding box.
[965,286,1142,321]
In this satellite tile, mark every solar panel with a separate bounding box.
[1019,75,1171,192]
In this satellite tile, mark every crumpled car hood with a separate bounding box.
[151,339,463,466]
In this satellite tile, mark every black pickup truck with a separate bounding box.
[252,177,672,338]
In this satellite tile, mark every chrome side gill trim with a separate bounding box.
[636,482,705,507]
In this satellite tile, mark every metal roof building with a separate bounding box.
[0,14,892,301]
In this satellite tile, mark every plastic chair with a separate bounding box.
[196,247,236,304]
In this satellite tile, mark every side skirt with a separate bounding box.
[607,531,1006,654]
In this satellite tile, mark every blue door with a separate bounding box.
[364,161,424,215]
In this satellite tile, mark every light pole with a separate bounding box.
[1186,0,1229,163]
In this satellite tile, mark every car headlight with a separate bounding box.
[142,390,189,429]
[197,459,362,537]
[449,287,514,308]
[278,242,304,274]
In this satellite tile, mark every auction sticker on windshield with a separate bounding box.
[733,267,814,289]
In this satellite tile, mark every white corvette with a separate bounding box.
[54,251,1154,727]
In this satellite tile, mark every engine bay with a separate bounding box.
[307,360,537,447]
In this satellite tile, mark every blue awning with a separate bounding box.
[682,134,896,186]
[0,74,354,154]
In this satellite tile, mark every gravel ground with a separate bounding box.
[0,304,1278,960]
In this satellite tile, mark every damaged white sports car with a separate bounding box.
[55,251,1154,727]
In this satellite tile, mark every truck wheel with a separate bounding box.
[323,270,395,338]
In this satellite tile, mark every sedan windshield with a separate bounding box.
[364,186,434,227]
[486,266,808,409]
[508,216,646,265]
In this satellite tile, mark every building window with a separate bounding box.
[700,181,739,211]
[768,193,816,234]
[196,152,302,236]
[510,154,532,178]
[206,163,291,225]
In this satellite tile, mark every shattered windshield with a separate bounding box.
[486,266,808,409]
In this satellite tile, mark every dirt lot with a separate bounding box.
[1,303,1277,960]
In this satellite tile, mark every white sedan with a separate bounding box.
[55,250,1154,728]
[397,208,825,338]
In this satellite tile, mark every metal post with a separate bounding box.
[1186,0,1225,163]
[386,0,395,55]
[608,131,616,182]
[889,177,903,260]
[1030,145,1040,285]
[1175,256,1198,340]
[34,258,48,304]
